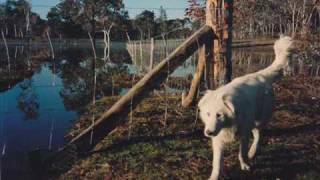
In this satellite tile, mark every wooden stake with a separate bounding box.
[139,41,143,72]
[181,46,206,107]
[149,38,154,72]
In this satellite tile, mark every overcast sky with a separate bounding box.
[27,0,188,19]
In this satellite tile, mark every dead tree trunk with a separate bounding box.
[14,24,17,38]
[1,30,10,63]
[88,32,97,60]
[64,26,216,151]
[46,29,55,59]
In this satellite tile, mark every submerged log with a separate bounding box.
[65,25,216,151]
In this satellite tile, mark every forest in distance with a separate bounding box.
[0,0,319,41]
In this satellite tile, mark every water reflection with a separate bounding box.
[18,79,40,120]
[233,47,275,77]
[233,46,320,77]
[59,58,130,111]
[0,44,133,179]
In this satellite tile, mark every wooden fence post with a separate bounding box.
[149,38,154,72]
[206,0,233,88]
[205,0,216,89]
[224,0,234,83]
[139,40,143,72]
[181,0,234,106]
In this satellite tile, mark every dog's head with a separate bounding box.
[198,91,235,138]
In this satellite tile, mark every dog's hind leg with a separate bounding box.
[239,136,250,171]
[248,128,260,159]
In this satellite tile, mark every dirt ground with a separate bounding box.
[49,75,320,180]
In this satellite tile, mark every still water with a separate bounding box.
[0,42,318,178]
[0,64,76,176]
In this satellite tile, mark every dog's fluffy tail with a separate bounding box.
[271,36,293,68]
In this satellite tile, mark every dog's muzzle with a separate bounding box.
[205,129,220,137]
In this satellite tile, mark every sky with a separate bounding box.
[27,0,188,19]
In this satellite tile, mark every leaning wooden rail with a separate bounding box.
[60,25,217,152]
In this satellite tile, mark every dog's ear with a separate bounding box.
[222,95,235,117]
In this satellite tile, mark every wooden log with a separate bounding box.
[181,46,206,107]
[66,25,216,151]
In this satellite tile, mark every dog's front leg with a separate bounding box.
[209,138,224,180]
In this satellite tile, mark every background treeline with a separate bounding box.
[0,0,192,41]
[0,0,47,39]
[186,0,320,39]
[1,0,320,41]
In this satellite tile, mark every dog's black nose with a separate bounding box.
[206,130,218,136]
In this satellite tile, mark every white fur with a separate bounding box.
[198,36,293,180]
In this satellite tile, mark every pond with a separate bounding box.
[0,41,319,179]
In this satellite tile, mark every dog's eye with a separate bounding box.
[216,113,222,119]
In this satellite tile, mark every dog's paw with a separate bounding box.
[208,174,219,180]
[240,162,250,171]
[208,177,218,180]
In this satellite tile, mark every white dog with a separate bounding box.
[198,36,293,180]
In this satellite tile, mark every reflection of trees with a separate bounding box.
[0,46,51,119]
[57,50,130,111]
[0,46,42,92]
[232,47,320,77]
[17,79,39,120]
[0,45,135,113]
[232,48,274,77]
